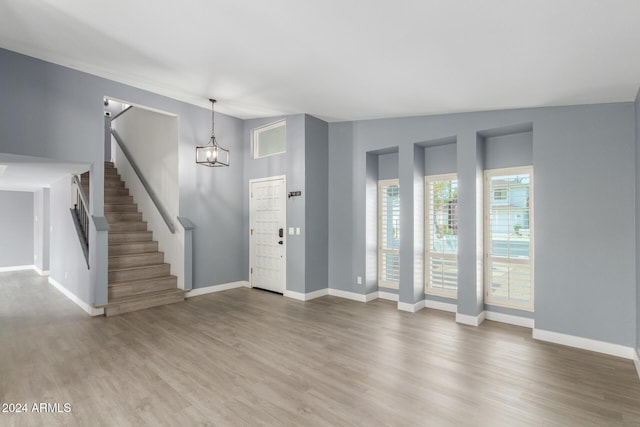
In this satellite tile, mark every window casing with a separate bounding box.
[253,120,286,159]
[425,174,458,297]
[378,179,400,289]
[484,166,534,311]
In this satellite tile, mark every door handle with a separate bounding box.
[279,228,284,238]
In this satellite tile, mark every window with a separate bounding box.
[484,166,534,311]
[425,174,458,297]
[253,120,286,159]
[378,179,400,289]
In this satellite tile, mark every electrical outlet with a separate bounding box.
[357,276,362,285]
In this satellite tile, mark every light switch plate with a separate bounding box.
[288,227,294,235]
[357,276,362,285]
[296,227,300,235]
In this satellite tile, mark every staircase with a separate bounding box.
[101,161,184,316]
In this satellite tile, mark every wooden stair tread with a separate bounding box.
[108,251,163,259]
[108,274,177,288]
[108,263,169,273]
[100,288,184,307]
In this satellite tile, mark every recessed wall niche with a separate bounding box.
[365,147,399,295]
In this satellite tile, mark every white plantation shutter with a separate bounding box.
[484,166,534,311]
[378,179,400,288]
[425,174,458,297]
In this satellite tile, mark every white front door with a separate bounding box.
[249,176,286,293]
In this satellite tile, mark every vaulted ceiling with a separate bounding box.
[1,0,639,121]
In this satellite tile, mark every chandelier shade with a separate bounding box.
[196,99,230,167]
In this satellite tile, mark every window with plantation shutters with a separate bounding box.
[425,174,458,297]
[378,179,400,289]
[484,166,534,311]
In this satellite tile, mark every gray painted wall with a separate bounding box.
[424,142,457,176]
[33,188,50,272]
[483,131,533,170]
[0,191,34,267]
[304,115,329,293]
[49,176,91,302]
[378,152,399,180]
[328,103,636,347]
[635,88,640,355]
[0,48,245,300]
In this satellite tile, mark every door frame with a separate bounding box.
[249,175,287,292]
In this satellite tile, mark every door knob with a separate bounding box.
[278,240,283,245]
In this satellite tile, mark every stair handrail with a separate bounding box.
[110,128,176,234]
[71,173,90,267]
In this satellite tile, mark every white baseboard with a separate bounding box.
[533,328,635,360]
[185,281,250,298]
[634,349,640,380]
[364,291,378,302]
[424,299,457,313]
[0,265,36,273]
[32,266,50,276]
[48,277,104,316]
[398,300,426,313]
[378,291,398,302]
[456,311,486,327]
[485,311,534,328]
[328,288,378,303]
[284,288,328,301]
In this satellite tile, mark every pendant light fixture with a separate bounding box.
[196,98,230,167]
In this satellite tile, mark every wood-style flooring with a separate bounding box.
[1,270,640,426]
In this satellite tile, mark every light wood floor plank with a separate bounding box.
[1,270,639,426]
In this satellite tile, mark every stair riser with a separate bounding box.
[109,242,158,256]
[105,188,130,196]
[104,292,184,316]
[106,212,143,222]
[108,276,177,299]
[104,180,125,188]
[104,204,138,213]
[109,252,164,269]
[108,264,170,283]
[109,222,148,232]
[108,232,152,244]
[105,195,133,204]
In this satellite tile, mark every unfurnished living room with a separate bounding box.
[1,1,640,426]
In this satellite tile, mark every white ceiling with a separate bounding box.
[0,154,89,192]
[0,0,639,121]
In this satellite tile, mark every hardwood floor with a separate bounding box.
[1,270,640,426]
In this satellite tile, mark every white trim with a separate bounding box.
[532,328,635,360]
[252,120,287,159]
[634,349,640,380]
[48,277,104,316]
[398,300,426,313]
[485,311,534,328]
[185,281,250,298]
[424,299,457,313]
[284,288,328,301]
[328,288,378,303]
[456,311,486,326]
[32,266,50,276]
[377,291,399,302]
[0,265,36,273]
